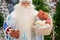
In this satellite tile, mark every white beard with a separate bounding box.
[11,3,38,19]
[11,3,38,40]
[11,3,38,20]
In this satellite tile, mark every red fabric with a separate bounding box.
[37,10,48,20]
[37,10,51,25]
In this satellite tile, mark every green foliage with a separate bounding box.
[0,13,4,28]
[53,1,60,40]
[44,31,53,40]
[33,0,50,12]
[44,35,52,40]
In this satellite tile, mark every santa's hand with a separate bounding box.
[7,29,14,34]
[9,29,20,39]
[6,27,12,34]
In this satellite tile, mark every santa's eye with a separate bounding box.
[27,3,30,4]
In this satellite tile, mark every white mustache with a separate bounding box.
[14,3,35,10]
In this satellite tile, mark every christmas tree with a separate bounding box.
[33,0,50,12]
[53,0,60,40]
[0,13,4,28]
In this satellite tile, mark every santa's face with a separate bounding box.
[21,1,31,8]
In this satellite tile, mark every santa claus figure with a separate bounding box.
[3,0,53,40]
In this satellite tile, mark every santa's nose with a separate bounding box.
[24,3,29,7]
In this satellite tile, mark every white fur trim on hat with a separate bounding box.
[19,0,32,3]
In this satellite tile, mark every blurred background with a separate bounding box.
[0,0,60,40]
